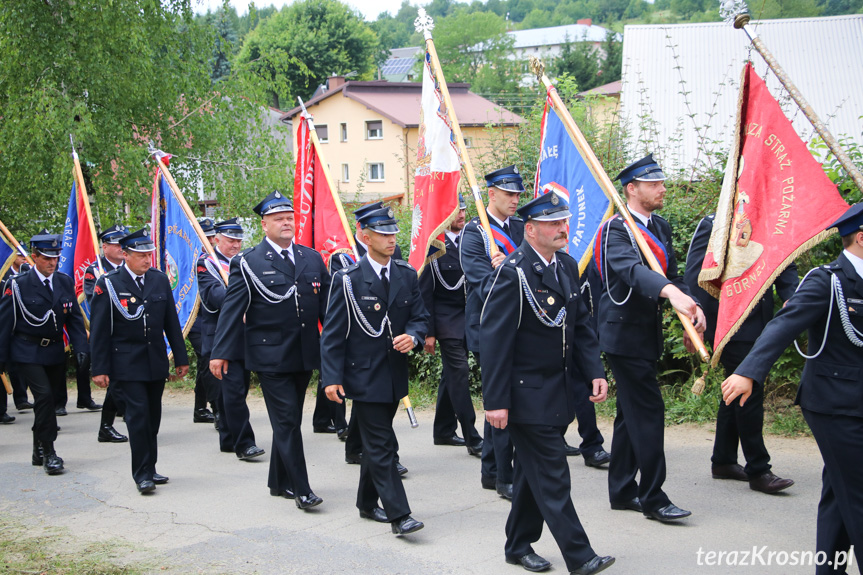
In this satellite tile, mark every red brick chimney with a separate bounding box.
[327,75,346,90]
[577,18,592,26]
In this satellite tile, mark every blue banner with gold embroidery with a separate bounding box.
[0,232,18,280]
[534,95,613,274]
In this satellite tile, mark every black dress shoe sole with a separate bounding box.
[584,457,610,468]
[572,556,615,575]
[237,449,265,460]
[505,556,552,572]
[296,497,323,510]
[269,488,295,499]
[644,511,692,522]
[137,484,156,494]
[153,476,169,485]
[359,508,389,523]
[98,435,129,443]
[16,404,34,411]
[610,501,643,513]
[44,467,64,475]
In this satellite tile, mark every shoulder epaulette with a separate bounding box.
[239,245,256,257]
[510,216,523,222]
[503,250,525,267]
[394,259,415,271]
[706,213,716,221]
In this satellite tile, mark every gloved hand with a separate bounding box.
[76,352,90,372]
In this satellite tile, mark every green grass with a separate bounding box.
[0,518,146,575]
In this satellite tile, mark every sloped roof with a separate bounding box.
[580,80,622,97]
[281,81,523,128]
[509,23,617,47]
[620,15,863,173]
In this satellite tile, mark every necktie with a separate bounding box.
[135,277,144,292]
[502,222,511,238]
[647,218,659,239]
[380,267,389,296]
[43,278,52,292]
[281,249,296,277]
[548,262,557,283]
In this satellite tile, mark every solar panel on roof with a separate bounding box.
[381,57,417,76]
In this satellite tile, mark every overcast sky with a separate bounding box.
[192,0,434,21]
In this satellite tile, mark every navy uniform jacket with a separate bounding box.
[418,235,465,340]
[684,213,799,344]
[460,216,525,352]
[0,269,89,365]
[211,240,329,373]
[328,236,403,274]
[1,262,30,283]
[90,267,187,381]
[597,213,695,360]
[320,255,428,403]
[83,256,123,304]
[480,244,604,426]
[196,248,232,358]
[736,255,863,418]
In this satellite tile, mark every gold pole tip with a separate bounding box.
[528,56,545,82]
[733,13,750,29]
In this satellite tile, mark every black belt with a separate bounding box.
[14,333,62,347]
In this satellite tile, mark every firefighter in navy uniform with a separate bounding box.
[190,217,217,425]
[210,191,329,510]
[321,206,429,535]
[330,201,407,475]
[1,242,32,421]
[83,224,128,443]
[0,231,89,474]
[596,155,705,523]
[419,194,483,454]
[723,204,863,574]
[89,228,189,494]
[200,218,264,460]
[459,165,525,499]
[481,193,615,575]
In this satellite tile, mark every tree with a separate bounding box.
[0,0,291,237]
[552,38,600,92]
[236,0,381,109]
[205,1,239,83]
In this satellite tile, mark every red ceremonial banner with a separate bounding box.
[698,63,849,364]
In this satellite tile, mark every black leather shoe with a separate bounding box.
[295,492,323,510]
[570,555,615,575]
[481,475,497,490]
[467,441,483,457]
[137,480,156,494]
[153,473,169,485]
[391,515,424,535]
[496,482,513,500]
[712,463,748,481]
[505,552,552,572]
[644,503,692,522]
[237,445,265,460]
[269,487,295,499]
[434,434,466,447]
[359,507,388,523]
[749,472,794,494]
[336,427,349,441]
[98,424,128,443]
[584,449,611,468]
[55,406,67,417]
[43,453,65,475]
[610,497,642,513]
[396,462,408,476]
[77,399,102,411]
[16,401,34,411]
[313,424,337,434]
[345,452,363,464]
[31,440,43,466]
[565,442,581,457]
[193,408,215,423]
[1,413,14,424]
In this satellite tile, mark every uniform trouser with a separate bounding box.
[711,340,771,477]
[432,337,482,446]
[8,362,30,407]
[53,354,93,408]
[606,354,671,512]
[507,422,597,571]
[570,371,605,458]
[312,382,347,430]
[17,363,64,443]
[475,352,513,484]
[111,379,164,484]
[100,384,120,427]
[803,409,863,575]
[346,403,400,462]
[217,360,256,455]
[258,371,312,497]
[354,400,411,521]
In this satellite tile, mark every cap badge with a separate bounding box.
[387,208,394,218]
[513,166,519,174]
[275,191,281,198]
[550,193,559,205]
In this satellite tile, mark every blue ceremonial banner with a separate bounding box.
[59,181,99,320]
[154,172,202,356]
[0,233,17,279]
[534,95,613,273]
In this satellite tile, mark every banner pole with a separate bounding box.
[70,135,104,274]
[529,57,709,363]
[150,151,229,285]
[0,219,34,266]
[297,98,359,259]
[415,9,498,258]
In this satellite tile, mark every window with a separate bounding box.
[464,137,473,149]
[366,120,383,140]
[341,163,350,182]
[367,163,385,182]
[315,124,328,143]
[340,123,348,142]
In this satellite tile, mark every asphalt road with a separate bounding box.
[0,389,857,575]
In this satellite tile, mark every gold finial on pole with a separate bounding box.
[529,56,545,83]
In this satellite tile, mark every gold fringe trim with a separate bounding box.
[414,202,459,278]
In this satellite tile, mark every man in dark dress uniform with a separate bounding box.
[89,228,189,493]
[190,217,217,425]
[460,165,525,499]
[211,191,329,510]
[684,212,796,493]
[419,194,482,455]
[82,224,128,443]
[1,243,32,420]
[0,231,89,474]
[322,206,428,535]
[596,155,705,523]
[330,201,407,475]
[482,193,615,575]
[201,218,264,460]
[723,204,863,575]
